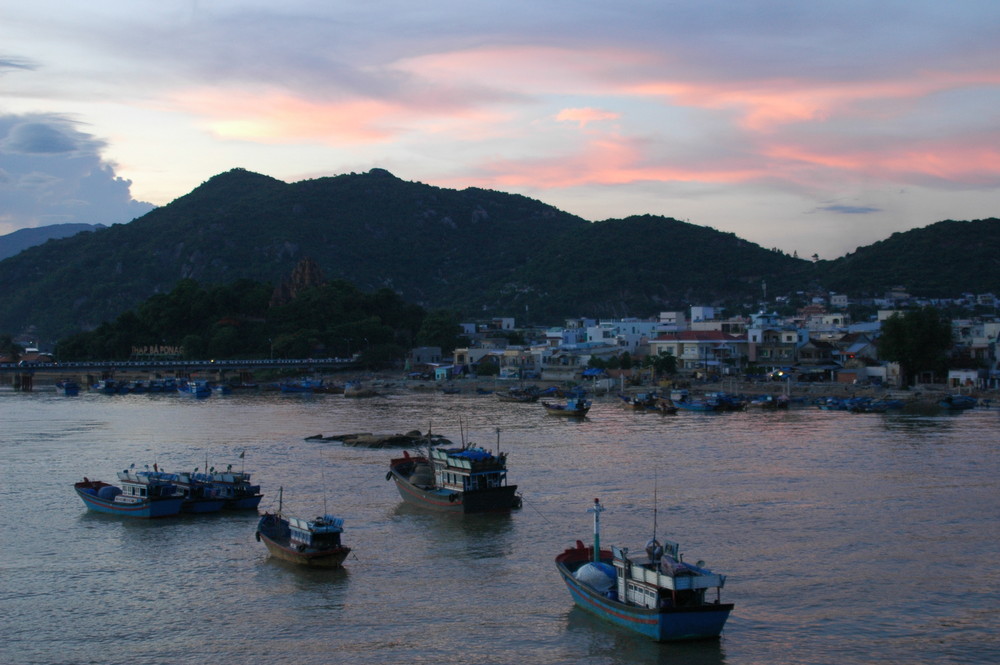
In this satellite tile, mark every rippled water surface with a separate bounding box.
[2,389,998,665]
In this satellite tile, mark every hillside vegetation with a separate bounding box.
[0,167,996,342]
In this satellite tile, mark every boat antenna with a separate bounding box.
[496,426,501,455]
[653,470,658,541]
[588,498,605,563]
[323,472,328,516]
[278,486,284,514]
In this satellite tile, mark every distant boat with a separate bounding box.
[57,380,80,396]
[555,498,733,642]
[939,394,978,411]
[91,379,121,395]
[495,387,539,403]
[279,378,325,393]
[618,391,660,410]
[747,394,789,409]
[542,395,592,417]
[387,434,520,513]
[179,379,211,397]
[74,469,185,518]
[255,488,351,568]
[343,381,379,398]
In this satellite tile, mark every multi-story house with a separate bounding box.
[648,331,746,375]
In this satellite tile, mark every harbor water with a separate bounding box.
[1,388,998,664]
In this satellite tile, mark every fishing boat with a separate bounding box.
[387,432,520,513]
[655,398,678,414]
[618,391,661,410]
[179,379,211,397]
[172,471,227,513]
[747,394,790,409]
[542,395,592,417]
[74,469,185,518]
[495,387,539,403]
[555,498,733,642]
[255,489,351,568]
[205,467,263,510]
[279,377,325,393]
[939,394,978,411]
[57,380,80,396]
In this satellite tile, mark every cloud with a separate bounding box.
[0,114,155,234]
[815,204,882,215]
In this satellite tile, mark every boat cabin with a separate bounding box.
[288,515,344,549]
[611,542,726,609]
[114,469,179,503]
[430,447,509,493]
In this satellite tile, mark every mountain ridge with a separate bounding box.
[0,167,995,342]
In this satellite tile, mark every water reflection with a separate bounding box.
[564,607,727,665]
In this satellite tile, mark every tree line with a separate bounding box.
[53,277,463,367]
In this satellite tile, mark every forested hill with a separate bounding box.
[812,218,1000,296]
[0,167,995,342]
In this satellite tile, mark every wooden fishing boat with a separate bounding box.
[495,387,539,403]
[618,391,660,410]
[387,435,520,513]
[556,498,733,642]
[255,489,350,568]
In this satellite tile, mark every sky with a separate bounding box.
[2,1,998,259]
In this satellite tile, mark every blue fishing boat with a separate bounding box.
[542,395,592,417]
[57,380,80,396]
[179,379,211,397]
[279,378,325,393]
[556,498,733,642]
[173,471,227,513]
[91,379,122,395]
[205,468,263,510]
[74,469,185,518]
[939,394,977,411]
[387,434,520,513]
[255,488,351,568]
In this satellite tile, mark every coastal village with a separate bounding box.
[410,288,1000,394]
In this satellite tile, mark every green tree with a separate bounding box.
[878,307,953,386]
[415,310,461,353]
[644,350,678,378]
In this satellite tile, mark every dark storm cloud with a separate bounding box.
[0,114,155,233]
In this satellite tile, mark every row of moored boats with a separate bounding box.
[75,435,733,643]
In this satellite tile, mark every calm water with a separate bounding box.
[1,388,998,665]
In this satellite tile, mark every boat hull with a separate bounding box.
[74,484,184,519]
[389,468,519,514]
[257,532,350,567]
[542,402,590,417]
[181,499,227,513]
[225,494,263,510]
[556,549,732,642]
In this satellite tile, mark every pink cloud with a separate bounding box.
[170,88,403,144]
[627,69,1000,131]
[555,107,621,128]
[766,137,1000,185]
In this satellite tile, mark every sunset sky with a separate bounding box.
[2,1,998,258]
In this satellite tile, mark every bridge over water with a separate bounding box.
[0,357,359,391]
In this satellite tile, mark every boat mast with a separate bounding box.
[588,498,605,562]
